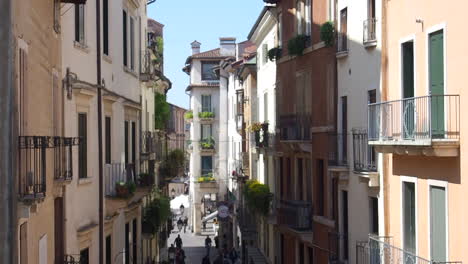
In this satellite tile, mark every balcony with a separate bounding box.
[356,235,462,264]
[199,137,215,154]
[140,50,154,82]
[363,18,377,47]
[105,163,137,198]
[279,114,311,142]
[141,131,158,160]
[277,199,312,232]
[328,133,348,170]
[336,32,348,58]
[328,232,349,263]
[368,95,460,156]
[198,108,216,123]
[353,131,379,187]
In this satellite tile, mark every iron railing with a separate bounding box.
[277,199,312,231]
[328,133,348,167]
[329,232,349,262]
[337,32,348,53]
[105,162,136,197]
[368,95,460,144]
[356,235,462,264]
[18,136,48,200]
[141,131,156,155]
[63,255,81,264]
[279,114,311,141]
[363,18,377,43]
[353,131,377,172]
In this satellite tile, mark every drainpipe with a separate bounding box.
[95,0,104,262]
[0,0,17,263]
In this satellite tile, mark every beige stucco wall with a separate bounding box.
[385,0,468,262]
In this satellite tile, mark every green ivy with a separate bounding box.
[154,92,170,130]
[184,111,193,120]
[143,193,171,234]
[243,180,273,216]
[287,35,309,56]
[159,149,186,181]
[320,21,335,47]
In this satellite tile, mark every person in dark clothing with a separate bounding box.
[175,234,183,249]
[214,236,219,249]
[205,235,212,256]
[177,218,183,233]
[229,248,238,263]
[168,244,176,263]
[183,216,188,233]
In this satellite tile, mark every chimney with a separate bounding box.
[191,40,201,55]
[219,37,236,56]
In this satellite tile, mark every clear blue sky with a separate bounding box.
[148,0,264,109]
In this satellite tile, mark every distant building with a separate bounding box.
[167,103,187,152]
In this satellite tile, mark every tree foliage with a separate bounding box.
[154,92,170,130]
[159,149,186,181]
[143,192,171,234]
[243,180,273,216]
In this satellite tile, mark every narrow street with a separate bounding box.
[167,218,218,263]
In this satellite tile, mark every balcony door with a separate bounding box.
[403,181,416,257]
[54,198,64,264]
[402,41,415,139]
[429,30,445,138]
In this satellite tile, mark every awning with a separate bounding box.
[202,211,218,223]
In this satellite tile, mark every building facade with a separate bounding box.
[167,103,187,152]
[364,0,466,263]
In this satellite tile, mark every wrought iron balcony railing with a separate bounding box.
[277,199,312,231]
[352,131,377,172]
[328,133,348,167]
[363,18,377,44]
[356,235,462,264]
[105,162,136,197]
[279,114,311,141]
[141,131,156,155]
[368,95,460,145]
[337,32,348,53]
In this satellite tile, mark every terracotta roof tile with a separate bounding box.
[191,48,222,58]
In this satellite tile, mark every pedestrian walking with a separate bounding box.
[183,216,188,233]
[214,235,219,249]
[168,244,176,263]
[175,234,183,249]
[205,235,212,256]
[202,221,206,231]
[177,218,183,233]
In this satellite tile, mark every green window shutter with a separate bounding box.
[430,186,447,262]
[429,30,445,138]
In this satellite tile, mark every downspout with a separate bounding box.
[0,0,17,263]
[380,0,390,238]
[95,0,104,262]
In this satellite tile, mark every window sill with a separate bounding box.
[74,41,90,53]
[123,66,138,78]
[363,40,378,49]
[103,54,112,64]
[336,50,349,59]
[78,177,93,186]
[313,215,335,228]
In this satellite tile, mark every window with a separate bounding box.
[78,113,87,178]
[299,243,304,264]
[106,235,112,264]
[341,96,348,162]
[79,248,89,264]
[39,235,47,264]
[18,47,27,135]
[130,17,135,70]
[201,156,212,176]
[75,4,85,44]
[296,0,304,34]
[103,0,109,55]
[315,159,324,216]
[54,0,60,33]
[105,117,111,164]
[368,0,376,19]
[277,12,283,47]
[124,121,129,164]
[342,191,349,260]
[262,44,268,65]
[125,223,130,264]
[20,223,27,264]
[201,62,219,81]
[263,92,268,122]
[201,124,212,140]
[122,10,128,66]
[370,197,379,234]
[297,158,304,200]
[339,8,348,51]
[308,247,314,264]
[279,157,284,198]
[403,181,416,254]
[131,122,136,164]
[305,0,312,36]
[132,219,137,264]
[402,41,415,139]
[201,95,212,112]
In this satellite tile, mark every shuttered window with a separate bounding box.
[403,182,416,254]
[75,4,85,43]
[201,124,212,140]
[122,10,128,66]
[78,113,87,178]
[103,0,109,55]
[124,121,129,164]
[201,95,212,112]
[131,122,136,164]
[130,17,135,70]
[18,48,28,135]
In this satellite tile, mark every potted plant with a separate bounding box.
[287,35,310,56]
[243,180,273,216]
[115,181,129,197]
[320,21,335,47]
[249,122,262,146]
[200,137,215,149]
[126,181,137,194]
[199,111,215,119]
[268,47,282,61]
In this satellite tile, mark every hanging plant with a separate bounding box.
[267,47,282,61]
[320,21,335,47]
[184,111,193,120]
[287,35,309,56]
[243,180,273,216]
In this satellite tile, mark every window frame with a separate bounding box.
[427,179,449,262]
[122,10,128,67]
[400,176,418,255]
[201,156,213,176]
[201,61,220,81]
[78,112,88,179]
[75,4,86,44]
